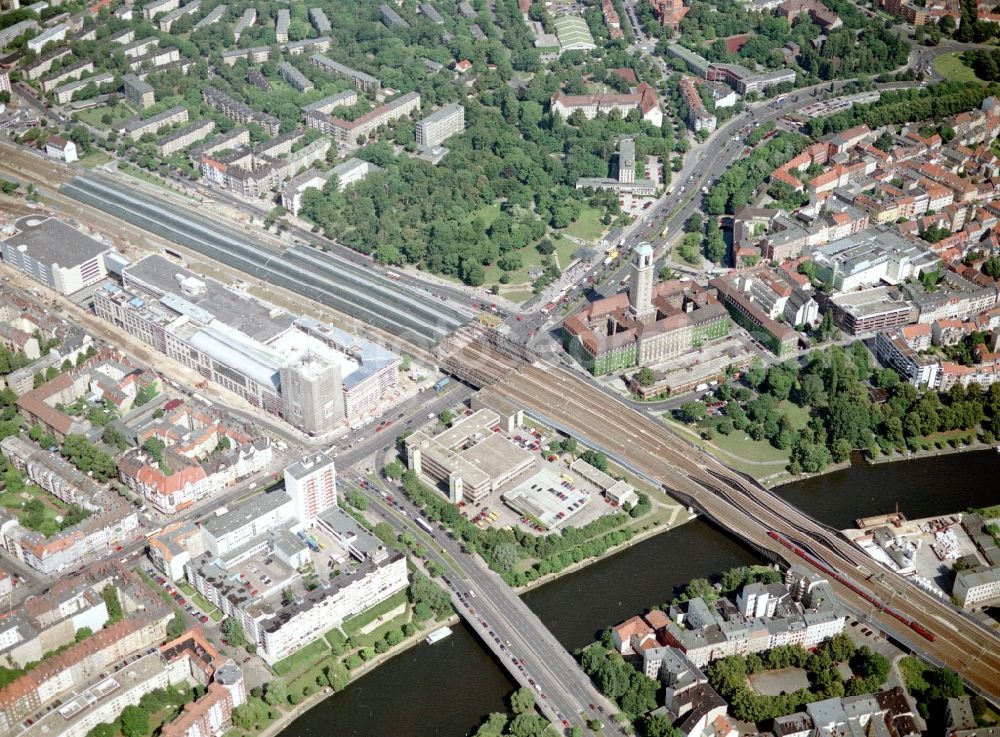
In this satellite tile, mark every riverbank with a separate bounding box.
[865,438,994,465]
[257,613,461,737]
[514,502,697,595]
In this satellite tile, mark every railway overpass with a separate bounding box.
[439,330,1000,702]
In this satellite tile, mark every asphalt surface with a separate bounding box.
[449,340,1000,701]
[347,473,626,735]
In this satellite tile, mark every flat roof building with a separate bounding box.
[415,103,465,150]
[308,7,331,33]
[1,216,110,295]
[308,54,380,92]
[405,408,537,505]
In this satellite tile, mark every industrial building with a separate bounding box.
[1,216,110,295]
[405,407,537,505]
[93,255,400,434]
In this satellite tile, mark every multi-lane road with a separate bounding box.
[443,338,1000,701]
[347,473,624,734]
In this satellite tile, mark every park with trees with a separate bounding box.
[672,341,1000,476]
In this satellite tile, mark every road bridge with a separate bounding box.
[344,475,625,735]
[443,338,1000,701]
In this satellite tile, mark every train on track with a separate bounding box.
[767,531,936,643]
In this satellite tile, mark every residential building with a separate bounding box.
[158,0,200,32]
[219,46,270,66]
[43,135,77,163]
[26,23,68,53]
[155,119,215,156]
[308,54,380,92]
[284,36,330,55]
[679,76,716,133]
[812,229,939,292]
[0,436,141,574]
[39,59,93,93]
[143,0,180,19]
[380,3,410,28]
[415,103,465,150]
[148,522,206,581]
[117,105,189,141]
[193,4,227,29]
[874,329,941,387]
[118,400,272,514]
[202,85,279,135]
[309,7,331,33]
[1,216,108,295]
[306,91,420,145]
[280,158,381,215]
[52,72,114,104]
[232,7,255,40]
[284,452,337,524]
[278,61,313,92]
[122,73,155,109]
[275,8,289,42]
[420,3,444,23]
[0,20,39,49]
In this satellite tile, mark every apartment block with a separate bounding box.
[278,61,313,93]
[122,74,155,108]
[117,105,189,141]
[155,118,215,156]
[309,7,331,33]
[284,452,337,524]
[52,72,113,104]
[232,7,255,40]
[415,103,465,150]
[308,53,380,92]
[39,60,93,93]
[202,85,279,135]
[158,0,201,32]
[275,8,290,42]
[307,91,420,144]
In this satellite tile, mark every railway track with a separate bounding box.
[446,340,1000,697]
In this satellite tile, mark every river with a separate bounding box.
[280,451,1000,737]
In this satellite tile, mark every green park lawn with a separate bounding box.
[272,638,330,676]
[341,590,409,636]
[932,53,983,83]
[73,104,133,130]
[77,150,111,168]
[0,484,71,537]
[560,205,608,242]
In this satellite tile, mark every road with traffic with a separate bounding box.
[345,472,625,734]
[441,336,1000,702]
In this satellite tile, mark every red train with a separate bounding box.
[768,530,936,643]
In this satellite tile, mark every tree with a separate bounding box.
[636,367,655,386]
[644,713,682,737]
[581,450,607,471]
[438,409,455,425]
[510,686,536,715]
[490,542,519,572]
[475,713,509,737]
[166,615,186,640]
[120,705,149,737]
[677,402,707,424]
[222,618,248,648]
[264,678,288,706]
